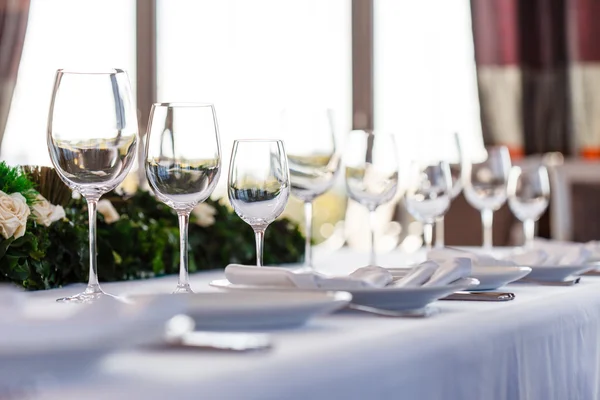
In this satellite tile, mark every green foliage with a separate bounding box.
[0,189,304,290]
[0,162,35,203]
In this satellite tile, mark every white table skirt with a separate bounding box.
[28,249,600,400]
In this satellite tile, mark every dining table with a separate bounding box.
[13,248,600,400]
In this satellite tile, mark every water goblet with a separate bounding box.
[344,130,398,266]
[463,146,512,250]
[404,161,452,250]
[145,103,221,293]
[47,69,138,303]
[507,165,550,248]
[281,108,340,269]
[228,140,290,266]
[435,132,464,247]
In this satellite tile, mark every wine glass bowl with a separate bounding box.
[463,146,512,249]
[344,130,398,265]
[47,69,138,303]
[507,165,550,247]
[404,162,452,249]
[145,103,222,293]
[435,132,464,248]
[228,140,290,265]
[282,108,340,269]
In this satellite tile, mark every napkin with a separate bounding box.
[226,260,472,290]
[427,248,518,267]
[225,264,394,290]
[527,239,593,265]
[428,243,591,267]
[393,258,472,287]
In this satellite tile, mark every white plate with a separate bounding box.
[133,291,351,331]
[387,266,531,291]
[0,294,183,386]
[210,278,479,311]
[521,264,596,281]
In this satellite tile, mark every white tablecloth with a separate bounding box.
[22,249,600,400]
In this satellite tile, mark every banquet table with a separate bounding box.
[17,248,600,400]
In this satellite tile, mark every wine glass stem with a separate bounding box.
[435,216,445,248]
[304,201,313,269]
[369,210,377,266]
[86,198,100,290]
[481,209,494,249]
[254,228,265,267]
[524,219,535,248]
[177,212,191,289]
[424,222,433,250]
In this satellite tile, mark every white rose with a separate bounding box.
[97,199,120,224]
[192,203,216,227]
[31,194,65,227]
[0,191,30,239]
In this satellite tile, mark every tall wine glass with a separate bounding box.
[435,132,464,247]
[228,140,290,266]
[344,130,398,266]
[281,108,340,269]
[507,165,550,248]
[47,69,138,303]
[145,103,221,293]
[463,146,512,250]
[404,161,452,250]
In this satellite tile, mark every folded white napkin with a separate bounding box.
[225,264,394,290]
[226,260,472,290]
[527,239,593,265]
[429,242,592,267]
[393,258,472,287]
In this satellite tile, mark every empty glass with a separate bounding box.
[463,146,512,250]
[281,108,340,269]
[404,161,452,249]
[47,69,138,303]
[435,133,464,247]
[344,130,398,266]
[145,103,221,293]
[507,165,550,248]
[228,140,290,266]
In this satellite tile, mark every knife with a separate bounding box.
[442,291,515,301]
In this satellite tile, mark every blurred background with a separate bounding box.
[0,0,598,253]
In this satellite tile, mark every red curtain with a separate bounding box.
[0,0,30,148]
[470,0,600,158]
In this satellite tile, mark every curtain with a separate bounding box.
[470,0,583,157]
[0,0,30,149]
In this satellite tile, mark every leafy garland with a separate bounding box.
[0,163,304,290]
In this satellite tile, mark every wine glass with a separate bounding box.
[435,132,464,247]
[281,108,340,269]
[47,69,138,303]
[463,146,512,250]
[344,130,398,266]
[145,103,221,293]
[404,161,452,250]
[228,140,290,266]
[507,165,550,248]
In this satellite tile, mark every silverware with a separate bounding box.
[516,277,581,286]
[166,331,272,352]
[163,315,272,352]
[583,269,600,277]
[347,303,438,318]
[442,291,515,301]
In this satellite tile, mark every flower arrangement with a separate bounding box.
[0,163,304,290]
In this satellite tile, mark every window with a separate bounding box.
[374,0,484,170]
[2,0,136,166]
[157,0,352,242]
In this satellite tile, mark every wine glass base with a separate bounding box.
[56,285,112,303]
[173,284,194,294]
